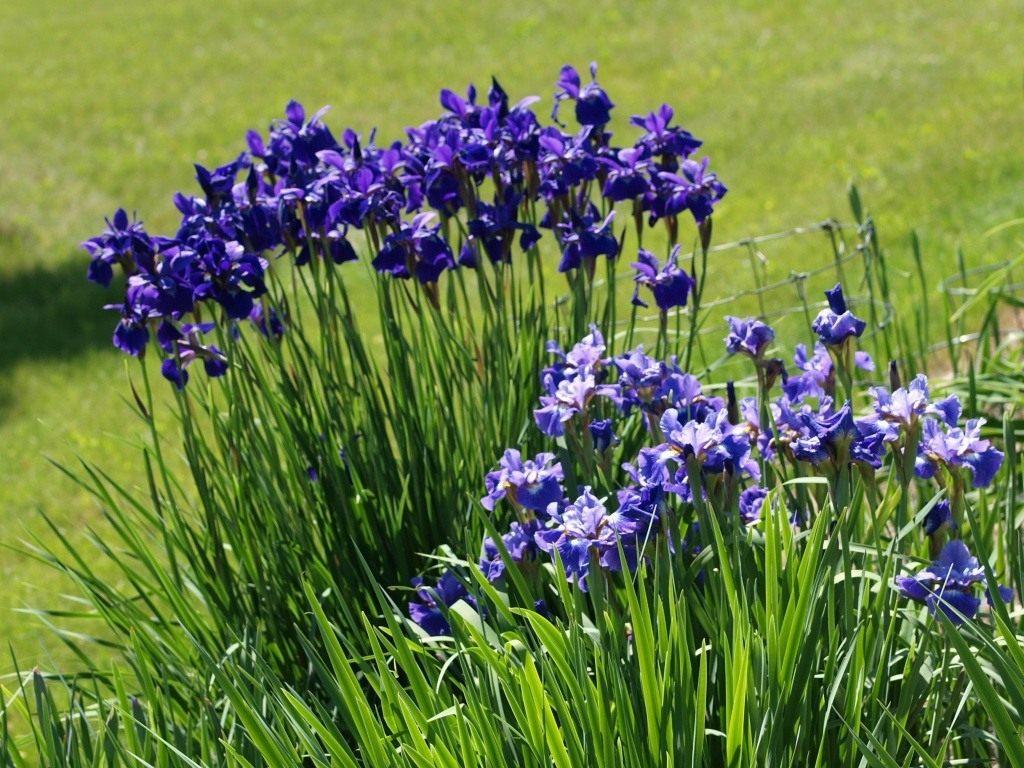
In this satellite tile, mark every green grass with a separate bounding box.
[0,0,1021,674]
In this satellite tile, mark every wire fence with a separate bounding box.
[594,212,1023,395]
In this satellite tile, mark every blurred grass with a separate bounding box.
[0,0,1021,672]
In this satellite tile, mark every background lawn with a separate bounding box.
[0,0,1021,672]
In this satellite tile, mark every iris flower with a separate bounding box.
[553,62,614,127]
[895,540,1011,624]
[868,374,932,429]
[408,571,472,636]
[812,283,866,346]
[783,342,873,401]
[159,322,228,389]
[481,450,564,512]
[82,209,154,287]
[655,158,727,223]
[555,208,618,272]
[534,374,618,437]
[479,520,541,583]
[657,408,757,479]
[725,316,775,359]
[630,104,702,160]
[534,488,648,590]
[631,246,693,311]
[739,486,768,525]
[915,417,1004,489]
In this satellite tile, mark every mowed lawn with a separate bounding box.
[0,0,1021,671]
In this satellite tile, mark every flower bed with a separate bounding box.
[5,64,1023,767]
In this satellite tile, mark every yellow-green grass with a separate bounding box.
[0,0,1021,673]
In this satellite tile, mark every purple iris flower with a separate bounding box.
[895,540,1005,624]
[439,83,481,125]
[868,374,931,429]
[773,399,883,468]
[295,229,359,267]
[655,158,727,223]
[851,417,893,469]
[556,208,618,272]
[563,324,608,372]
[783,342,874,402]
[922,499,955,536]
[930,394,962,426]
[534,373,618,437]
[481,449,564,512]
[614,486,662,541]
[146,247,199,317]
[479,520,541,583]
[87,64,735,377]
[812,402,858,455]
[421,145,465,213]
[534,488,644,590]
[589,419,617,452]
[408,570,472,636]
[553,62,614,127]
[783,343,834,401]
[159,322,228,389]
[610,347,719,422]
[541,325,609,393]
[370,230,417,280]
[536,127,600,198]
[188,239,268,320]
[724,316,775,359]
[737,396,774,460]
[630,104,702,160]
[600,146,651,202]
[739,486,768,526]
[631,246,693,311]
[501,102,542,161]
[82,209,155,287]
[467,190,540,263]
[657,408,758,479]
[915,417,1004,489]
[623,446,673,491]
[260,101,336,186]
[372,213,455,284]
[111,303,152,357]
[661,370,723,422]
[487,77,510,117]
[613,347,666,393]
[194,155,248,207]
[812,284,866,346]
[106,269,186,357]
[987,585,1016,608]
[284,99,307,127]
[249,303,286,338]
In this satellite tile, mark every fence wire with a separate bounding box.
[595,215,1024,386]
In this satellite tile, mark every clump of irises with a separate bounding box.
[83,63,725,388]
[409,283,1011,635]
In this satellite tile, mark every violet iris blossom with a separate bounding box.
[481,449,564,512]
[408,571,472,636]
[553,62,614,127]
[725,316,774,359]
[812,283,866,346]
[534,488,649,590]
[915,417,1004,489]
[631,246,693,312]
[895,540,1011,624]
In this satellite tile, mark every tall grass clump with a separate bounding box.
[4,64,1023,765]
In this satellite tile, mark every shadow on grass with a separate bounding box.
[0,237,115,416]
